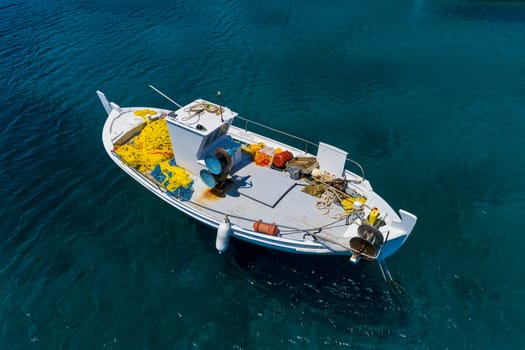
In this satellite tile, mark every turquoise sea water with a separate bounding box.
[1,0,525,348]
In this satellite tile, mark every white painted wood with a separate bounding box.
[317,142,348,177]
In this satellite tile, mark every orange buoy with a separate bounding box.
[253,220,280,236]
[272,150,293,168]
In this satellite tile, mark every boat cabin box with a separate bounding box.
[166,99,240,175]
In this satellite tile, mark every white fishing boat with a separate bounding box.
[97,87,416,281]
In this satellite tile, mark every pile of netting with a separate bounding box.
[114,118,173,172]
[133,109,158,119]
[151,159,194,200]
[114,116,194,200]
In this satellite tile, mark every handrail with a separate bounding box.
[346,157,365,184]
[235,115,317,154]
[233,115,365,183]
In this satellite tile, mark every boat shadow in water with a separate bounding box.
[193,221,422,335]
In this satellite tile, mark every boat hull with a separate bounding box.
[99,92,416,261]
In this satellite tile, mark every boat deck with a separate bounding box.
[186,159,360,251]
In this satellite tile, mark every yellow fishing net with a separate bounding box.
[133,109,158,120]
[156,159,193,191]
[241,142,264,154]
[114,118,173,172]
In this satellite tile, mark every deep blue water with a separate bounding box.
[1,0,525,348]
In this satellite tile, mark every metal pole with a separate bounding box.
[148,84,182,108]
[217,90,223,122]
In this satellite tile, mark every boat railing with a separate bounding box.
[234,116,365,182]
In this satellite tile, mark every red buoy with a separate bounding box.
[253,220,280,236]
[272,151,293,168]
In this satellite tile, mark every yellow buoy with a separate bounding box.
[367,207,380,226]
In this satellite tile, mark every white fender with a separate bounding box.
[216,216,232,253]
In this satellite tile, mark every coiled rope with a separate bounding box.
[315,188,337,213]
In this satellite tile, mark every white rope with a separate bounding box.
[315,187,338,214]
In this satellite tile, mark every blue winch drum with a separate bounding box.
[205,154,225,175]
[205,148,233,175]
[200,169,217,188]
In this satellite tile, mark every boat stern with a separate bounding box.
[376,209,417,259]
